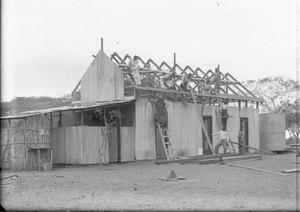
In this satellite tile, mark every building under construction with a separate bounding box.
[1,44,269,171]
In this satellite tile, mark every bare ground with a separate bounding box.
[1,152,299,211]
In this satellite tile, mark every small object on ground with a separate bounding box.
[1,174,19,180]
[281,168,300,173]
[158,170,186,181]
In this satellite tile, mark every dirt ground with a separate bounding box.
[1,152,299,211]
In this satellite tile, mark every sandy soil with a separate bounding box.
[1,152,299,211]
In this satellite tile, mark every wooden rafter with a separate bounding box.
[110,52,264,104]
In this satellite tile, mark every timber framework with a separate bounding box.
[108,52,264,107]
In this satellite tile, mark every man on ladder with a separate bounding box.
[149,95,177,160]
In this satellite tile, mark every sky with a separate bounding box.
[1,0,297,102]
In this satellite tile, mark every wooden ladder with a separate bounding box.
[156,122,177,160]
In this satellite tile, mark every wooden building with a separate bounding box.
[1,47,265,171]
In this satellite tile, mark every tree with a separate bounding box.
[243,77,299,143]
[94,108,123,165]
[278,100,300,144]
[243,77,299,113]
[1,95,73,116]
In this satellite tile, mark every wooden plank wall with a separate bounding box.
[1,115,51,171]
[216,106,260,154]
[121,127,134,162]
[50,126,109,164]
[259,113,285,151]
[168,102,202,157]
[135,99,156,160]
[50,126,135,164]
[108,127,118,163]
[81,71,89,103]
[80,50,124,103]
[134,98,260,159]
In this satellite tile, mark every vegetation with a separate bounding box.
[94,108,124,165]
[1,95,73,116]
[243,77,299,142]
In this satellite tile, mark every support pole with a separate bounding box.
[59,112,62,127]
[50,113,53,129]
[189,87,215,155]
[173,52,176,72]
[81,112,84,126]
[227,163,286,176]
[101,38,103,51]
[229,140,274,155]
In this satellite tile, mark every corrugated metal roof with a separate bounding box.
[0,97,135,120]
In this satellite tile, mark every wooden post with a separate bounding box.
[23,121,28,170]
[173,52,176,72]
[229,140,274,155]
[227,164,286,176]
[225,73,228,94]
[50,113,53,128]
[81,112,84,126]
[37,149,41,171]
[59,111,62,127]
[2,120,12,162]
[189,87,215,155]
[256,102,259,109]
[101,38,103,50]
[238,100,241,108]
[117,106,122,162]
[50,148,53,169]
[245,101,248,108]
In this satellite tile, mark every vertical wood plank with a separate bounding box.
[120,127,134,162]
[88,59,98,102]
[114,64,124,100]
[81,71,89,103]
[135,99,156,160]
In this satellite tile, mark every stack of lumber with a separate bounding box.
[155,154,262,165]
[198,154,262,165]
[155,155,221,165]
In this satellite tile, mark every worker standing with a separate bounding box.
[220,100,229,130]
[237,126,245,155]
[160,69,179,89]
[128,55,141,85]
[180,73,192,92]
[212,126,229,155]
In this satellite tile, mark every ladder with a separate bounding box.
[156,122,177,160]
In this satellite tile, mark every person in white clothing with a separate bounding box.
[212,126,229,155]
[128,55,141,85]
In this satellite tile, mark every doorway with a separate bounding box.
[202,116,213,155]
[240,118,249,153]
